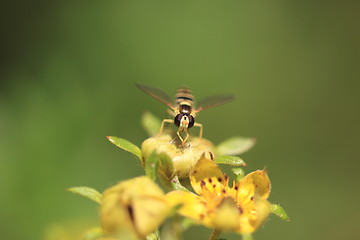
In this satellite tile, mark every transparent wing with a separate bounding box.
[136,83,176,110]
[195,95,235,112]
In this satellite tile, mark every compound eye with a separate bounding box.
[174,113,184,127]
[188,114,195,128]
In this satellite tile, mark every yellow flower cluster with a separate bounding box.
[166,155,271,234]
[67,113,288,240]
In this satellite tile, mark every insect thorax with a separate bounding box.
[179,103,192,114]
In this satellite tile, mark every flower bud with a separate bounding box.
[141,135,216,178]
[100,176,169,238]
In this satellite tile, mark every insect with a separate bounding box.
[136,83,234,146]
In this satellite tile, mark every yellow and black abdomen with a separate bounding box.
[175,87,194,113]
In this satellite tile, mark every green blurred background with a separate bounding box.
[1,1,359,239]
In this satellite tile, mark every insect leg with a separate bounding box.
[159,119,174,135]
[194,123,203,138]
[181,128,190,146]
[176,128,185,144]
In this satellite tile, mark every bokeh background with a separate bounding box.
[1,1,359,240]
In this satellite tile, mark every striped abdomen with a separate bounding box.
[175,87,194,113]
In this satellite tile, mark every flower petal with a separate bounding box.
[100,190,135,235]
[132,196,169,237]
[100,176,168,238]
[238,198,271,233]
[165,191,207,223]
[236,170,271,201]
[234,170,272,233]
[212,197,241,231]
[189,154,226,196]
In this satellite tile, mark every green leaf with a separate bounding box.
[81,227,104,240]
[215,155,246,166]
[181,218,196,231]
[107,136,142,161]
[67,186,102,204]
[146,229,160,240]
[271,204,290,221]
[158,152,174,180]
[157,153,174,187]
[232,168,245,181]
[216,137,256,156]
[170,175,191,192]
[145,151,160,181]
[209,229,221,240]
[142,111,162,137]
[160,218,182,240]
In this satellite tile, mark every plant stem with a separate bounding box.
[242,233,253,240]
[209,229,221,240]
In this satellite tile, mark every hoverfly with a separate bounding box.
[136,83,234,146]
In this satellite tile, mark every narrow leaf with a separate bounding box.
[271,204,290,221]
[107,136,142,161]
[81,227,104,240]
[67,186,102,204]
[215,155,246,166]
[216,137,256,156]
[232,168,245,181]
[145,151,160,181]
[142,111,162,137]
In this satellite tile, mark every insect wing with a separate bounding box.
[136,83,176,110]
[195,95,235,112]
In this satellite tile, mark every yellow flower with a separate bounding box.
[166,155,271,234]
[100,176,170,239]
